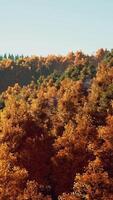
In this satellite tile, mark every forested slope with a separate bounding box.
[0,49,113,199]
[0,53,75,92]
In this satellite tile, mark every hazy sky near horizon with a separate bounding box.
[0,0,113,56]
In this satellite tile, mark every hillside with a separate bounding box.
[0,53,74,92]
[0,49,113,200]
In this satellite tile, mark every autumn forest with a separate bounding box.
[0,49,113,200]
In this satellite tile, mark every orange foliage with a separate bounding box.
[0,50,113,199]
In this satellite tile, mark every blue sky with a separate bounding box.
[0,0,113,56]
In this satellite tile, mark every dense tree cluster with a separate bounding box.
[0,51,97,92]
[0,49,113,199]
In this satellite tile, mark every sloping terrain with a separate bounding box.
[0,49,113,200]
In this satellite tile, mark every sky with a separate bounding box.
[0,0,113,56]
